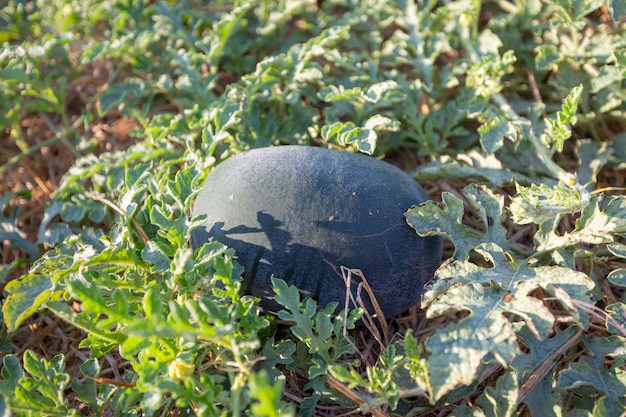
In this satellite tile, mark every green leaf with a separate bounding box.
[558,336,626,416]
[607,242,626,258]
[478,117,517,154]
[591,66,625,94]
[607,269,626,287]
[320,120,378,155]
[71,359,107,415]
[0,355,23,397]
[411,151,535,186]
[541,84,583,154]
[272,277,357,408]
[141,240,172,272]
[423,244,593,400]
[405,184,509,260]
[453,372,518,417]
[98,79,146,115]
[478,372,518,417]
[15,351,77,416]
[534,195,626,255]
[363,80,400,102]
[576,139,611,190]
[2,273,54,332]
[535,44,560,71]
[466,50,517,97]
[425,280,534,401]
[364,114,400,132]
[261,337,296,380]
[248,371,294,417]
[606,243,626,288]
[509,181,589,226]
[66,273,133,334]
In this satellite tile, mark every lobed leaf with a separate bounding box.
[423,243,594,400]
[509,181,590,226]
[558,336,626,416]
[452,372,518,417]
[3,274,54,332]
[405,184,509,260]
[478,117,518,154]
[534,195,626,257]
[411,151,536,186]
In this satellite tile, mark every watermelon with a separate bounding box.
[192,146,442,318]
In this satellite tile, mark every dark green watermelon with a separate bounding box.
[191,145,442,318]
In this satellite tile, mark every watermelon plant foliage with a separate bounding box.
[1,0,626,415]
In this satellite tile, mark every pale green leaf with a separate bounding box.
[466,51,516,97]
[532,268,595,328]
[478,118,517,154]
[513,325,578,416]
[364,80,399,102]
[426,282,520,401]
[522,370,564,417]
[0,355,22,397]
[70,359,104,415]
[16,351,77,416]
[340,127,377,155]
[513,325,579,385]
[411,151,535,186]
[363,114,400,131]
[534,195,626,254]
[0,191,39,258]
[605,303,626,335]
[535,44,560,71]
[424,243,593,400]
[541,85,583,153]
[320,120,378,154]
[0,396,9,417]
[509,181,589,225]
[576,140,611,190]
[98,79,145,115]
[474,372,518,417]
[141,240,171,272]
[405,185,509,260]
[591,66,625,94]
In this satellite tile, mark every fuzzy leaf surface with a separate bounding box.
[558,336,626,416]
[424,244,594,400]
[534,195,626,254]
[405,184,509,260]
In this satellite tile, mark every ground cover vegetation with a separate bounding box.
[1,0,626,415]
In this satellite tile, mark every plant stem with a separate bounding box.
[0,133,69,175]
[40,113,81,158]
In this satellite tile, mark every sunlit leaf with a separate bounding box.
[2,274,54,332]
[406,184,509,260]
